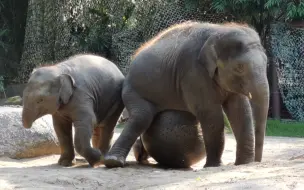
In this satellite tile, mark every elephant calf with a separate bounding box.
[22,54,125,167]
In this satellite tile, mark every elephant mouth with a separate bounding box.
[22,107,47,128]
[238,89,252,100]
[223,84,252,100]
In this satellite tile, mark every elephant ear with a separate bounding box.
[57,74,75,106]
[198,34,219,78]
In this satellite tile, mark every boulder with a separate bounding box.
[0,106,60,159]
[3,96,23,106]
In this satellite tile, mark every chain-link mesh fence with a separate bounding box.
[13,0,304,121]
[270,22,304,121]
[17,0,233,82]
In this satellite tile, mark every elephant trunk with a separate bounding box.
[22,107,37,129]
[249,75,270,162]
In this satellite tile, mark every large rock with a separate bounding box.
[2,96,23,106]
[0,106,60,159]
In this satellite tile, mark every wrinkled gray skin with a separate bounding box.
[133,110,206,168]
[104,21,269,168]
[22,54,125,167]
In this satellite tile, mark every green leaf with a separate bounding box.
[211,0,228,13]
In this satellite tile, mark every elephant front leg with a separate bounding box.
[196,105,225,168]
[73,112,102,167]
[223,94,254,165]
[104,86,157,168]
[52,114,75,167]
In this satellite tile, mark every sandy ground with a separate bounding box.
[0,128,304,190]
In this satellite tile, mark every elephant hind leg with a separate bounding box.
[96,99,125,155]
[92,127,101,149]
[104,85,157,168]
[133,137,150,163]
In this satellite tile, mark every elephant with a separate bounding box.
[22,54,125,167]
[133,110,206,168]
[103,21,270,168]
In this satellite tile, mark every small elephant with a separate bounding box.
[104,21,269,168]
[22,54,125,167]
[133,110,205,168]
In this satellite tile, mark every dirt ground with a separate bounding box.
[0,128,304,190]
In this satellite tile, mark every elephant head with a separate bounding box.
[22,67,75,128]
[199,27,267,97]
[199,26,270,162]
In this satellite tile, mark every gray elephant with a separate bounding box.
[22,54,125,167]
[133,110,205,168]
[104,21,269,168]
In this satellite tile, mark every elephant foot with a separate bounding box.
[203,160,223,168]
[234,158,254,166]
[58,157,75,167]
[104,155,125,168]
[85,148,103,167]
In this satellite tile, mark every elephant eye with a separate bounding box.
[37,98,44,104]
[235,63,244,73]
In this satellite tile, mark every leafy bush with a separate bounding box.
[70,0,135,59]
[265,0,304,21]
[211,0,304,47]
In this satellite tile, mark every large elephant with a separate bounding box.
[22,54,125,167]
[133,110,206,168]
[104,21,269,168]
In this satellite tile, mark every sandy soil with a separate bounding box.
[0,128,304,190]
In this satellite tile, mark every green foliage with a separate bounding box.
[266,119,304,137]
[265,0,304,21]
[211,0,269,43]
[212,0,304,23]
[71,0,135,58]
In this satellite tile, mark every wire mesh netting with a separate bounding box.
[16,0,304,121]
[17,0,233,82]
[270,22,304,121]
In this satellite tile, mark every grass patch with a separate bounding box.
[266,119,304,138]
[226,119,304,138]
[116,118,304,138]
